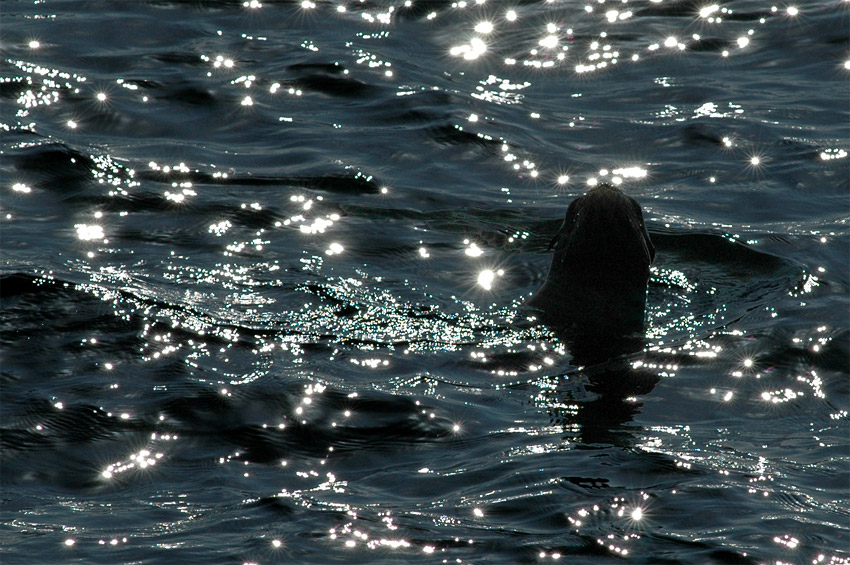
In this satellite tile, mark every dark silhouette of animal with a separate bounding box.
[529,184,655,356]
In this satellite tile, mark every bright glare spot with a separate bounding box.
[478,269,495,290]
[272,539,282,548]
[12,183,32,193]
[465,242,484,257]
[469,37,487,59]
[786,6,798,16]
[67,120,78,129]
[241,96,253,106]
[301,0,316,8]
[631,507,643,521]
[845,60,850,70]
[612,166,647,179]
[750,156,760,166]
[473,508,484,517]
[664,36,678,48]
[451,37,488,60]
[699,4,720,18]
[539,34,558,49]
[64,538,76,546]
[474,21,494,34]
[821,148,848,161]
[75,224,104,241]
[737,36,750,48]
[96,92,107,102]
[557,174,569,184]
[723,391,734,401]
[327,242,344,255]
[743,358,754,368]
[506,9,517,21]
[28,40,41,49]
[468,113,479,122]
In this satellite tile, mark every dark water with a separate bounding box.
[2,1,849,563]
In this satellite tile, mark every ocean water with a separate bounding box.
[1,1,848,563]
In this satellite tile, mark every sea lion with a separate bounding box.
[528,183,655,343]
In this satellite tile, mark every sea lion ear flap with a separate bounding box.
[548,198,582,251]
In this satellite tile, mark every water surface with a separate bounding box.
[2,1,848,563]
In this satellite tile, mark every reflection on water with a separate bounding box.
[2,0,848,563]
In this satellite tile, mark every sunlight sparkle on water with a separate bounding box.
[75,224,104,241]
[820,148,847,160]
[612,166,647,179]
[450,37,487,60]
[699,4,720,18]
[477,269,497,290]
[465,241,484,257]
[539,34,558,49]
[474,21,494,34]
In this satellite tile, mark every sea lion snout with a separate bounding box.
[529,184,654,336]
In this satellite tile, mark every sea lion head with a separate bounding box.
[529,183,655,341]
